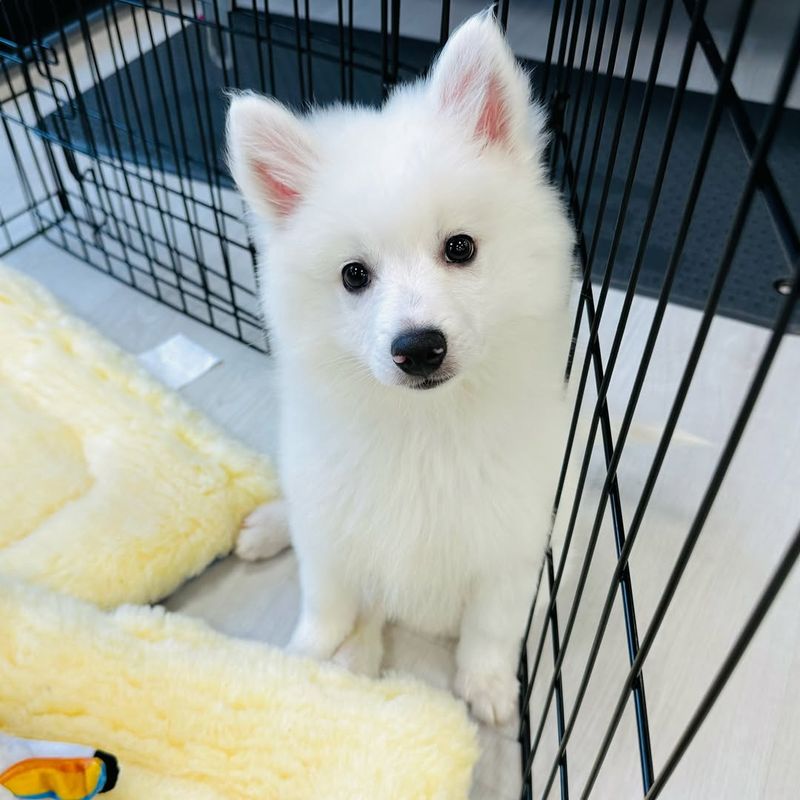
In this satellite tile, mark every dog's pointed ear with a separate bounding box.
[428,13,533,154]
[226,93,316,222]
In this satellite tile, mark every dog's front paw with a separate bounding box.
[331,627,383,678]
[454,668,518,726]
[235,501,290,561]
[287,616,351,661]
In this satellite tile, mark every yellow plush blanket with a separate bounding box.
[0,265,477,798]
[0,264,277,606]
[0,577,476,799]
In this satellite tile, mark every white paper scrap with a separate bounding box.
[138,333,221,389]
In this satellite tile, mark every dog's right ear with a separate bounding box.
[428,12,533,157]
[226,93,316,222]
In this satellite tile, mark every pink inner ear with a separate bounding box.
[254,160,301,218]
[443,68,511,148]
[476,75,510,146]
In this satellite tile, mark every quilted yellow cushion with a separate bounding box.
[0,264,277,607]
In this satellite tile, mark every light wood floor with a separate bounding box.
[3,237,798,799]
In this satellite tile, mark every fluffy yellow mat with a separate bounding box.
[0,576,477,799]
[0,264,277,607]
[0,265,478,797]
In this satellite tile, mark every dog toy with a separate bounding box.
[0,734,118,800]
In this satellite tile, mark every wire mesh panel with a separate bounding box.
[1,2,798,798]
[519,0,799,798]
[0,0,447,347]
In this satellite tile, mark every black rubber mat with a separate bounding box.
[42,12,436,186]
[572,73,800,333]
[43,11,798,331]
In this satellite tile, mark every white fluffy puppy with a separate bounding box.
[226,12,574,725]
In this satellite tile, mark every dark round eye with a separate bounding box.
[444,234,475,264]
[341,262,371,292]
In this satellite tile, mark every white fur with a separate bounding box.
[227,13,574,725]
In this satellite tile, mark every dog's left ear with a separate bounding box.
[226,93,316,223]
[428,13,533,155]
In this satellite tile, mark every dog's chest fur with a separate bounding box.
[279,353,565,635]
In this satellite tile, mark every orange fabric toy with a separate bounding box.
[0,734,118,800]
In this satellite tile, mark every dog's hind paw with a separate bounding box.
[235,500,290,561]
[454,667,518,727]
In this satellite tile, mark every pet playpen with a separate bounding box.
[1,0,798,797]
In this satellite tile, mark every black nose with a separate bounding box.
[391,328,447,377]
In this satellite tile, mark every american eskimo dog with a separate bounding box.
[226,11,574,725]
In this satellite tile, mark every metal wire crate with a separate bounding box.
[1,1,798,798]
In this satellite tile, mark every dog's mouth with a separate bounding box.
[407,374,454,391]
